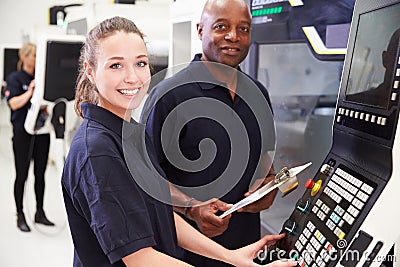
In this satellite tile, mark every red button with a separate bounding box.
[305,179,314,189]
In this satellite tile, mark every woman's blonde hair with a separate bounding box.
[17,43,36,70]
[74,16,146,118]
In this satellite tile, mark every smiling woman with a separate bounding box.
[75,20,150,120]
[61,15,297,267]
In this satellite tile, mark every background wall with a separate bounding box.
[0,0,174,174]
[0,0,85,45]
[0,0,173,45]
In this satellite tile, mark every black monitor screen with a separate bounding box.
[44,41,82,102]
[3,48,19,82]
[345,2,400,109]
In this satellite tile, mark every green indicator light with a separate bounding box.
[252,6,283,17]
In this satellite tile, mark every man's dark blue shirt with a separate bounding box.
[143,54,275,266]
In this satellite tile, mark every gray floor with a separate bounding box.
[0,99,73,267]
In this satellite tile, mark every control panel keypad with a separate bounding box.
[295,166,376,266]
[315,167,374,236]
[293,221,338,267]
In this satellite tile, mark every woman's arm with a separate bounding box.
[123,213,297,267]
[174,212,231,263]
[174,213,297,267]
[123,247,193,267]
[8,80,34,111]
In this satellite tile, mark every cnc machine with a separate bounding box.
[274,1,400,266]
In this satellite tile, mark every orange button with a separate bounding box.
[305,179,314,189]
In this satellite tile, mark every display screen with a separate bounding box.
[44,41,82,102]
[345,3,400,109]
[3,48,19,82]
[250,0,291,24]
[252,6,283,17]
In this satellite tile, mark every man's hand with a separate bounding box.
[237,174,278,213]
[187,198,232,237]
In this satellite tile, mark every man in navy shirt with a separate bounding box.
[142,0,278,266]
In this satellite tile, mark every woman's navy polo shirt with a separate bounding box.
[5,70,33,132]
[62,103,179,266]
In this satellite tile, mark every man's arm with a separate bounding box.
[169,183,232,237]
[237,172,278,213]
[238,153,278,213]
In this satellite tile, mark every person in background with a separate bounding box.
[142,0,278,266]
[61,16,296,267]
[5,43,54,232]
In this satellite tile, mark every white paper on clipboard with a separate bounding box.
[218,162,311,218]
[219,180,284,218]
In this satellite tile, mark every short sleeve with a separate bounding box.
[73,155,156,263]
[5,72,22,101]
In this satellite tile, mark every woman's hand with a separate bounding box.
[27,79,35,97]
[227,233,297,267]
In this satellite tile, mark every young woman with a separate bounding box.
[5,43,54,232]
[62,16,297,267]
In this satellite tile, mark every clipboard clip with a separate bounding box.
[274,162,312,197]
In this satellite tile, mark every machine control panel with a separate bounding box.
[274,1,400,266]
[276,157,384,267]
